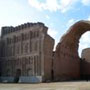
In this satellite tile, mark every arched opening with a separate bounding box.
[79,32,90,80]
[54,20,90,81]
[14,69,21,83]
[6,69,11,76]
[79,31,90,57]
[16,69,21,77]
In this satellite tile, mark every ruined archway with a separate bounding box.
[54,20,90,81]
[79,31,90,57]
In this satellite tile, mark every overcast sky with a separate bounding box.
[0,0,90,56]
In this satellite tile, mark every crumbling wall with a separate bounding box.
[54,20,90,81]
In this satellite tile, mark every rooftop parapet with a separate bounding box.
[1,26,14,37]
[1,22,45,37]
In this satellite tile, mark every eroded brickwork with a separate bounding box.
[54,20,90,81]
[81,48,90,80]
[0,22,54,82]
[1,20,90,82]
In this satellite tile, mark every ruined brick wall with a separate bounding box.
[43,35,54,81]
[81,48,90,79]
[54,20,90,81]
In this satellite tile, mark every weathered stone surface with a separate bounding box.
[54,20,90,81]
[81,48,90,60]
[81,48,90,80]
[0,22,54,82]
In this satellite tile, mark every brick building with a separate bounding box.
[1,20,90,83]
[0,22,54,82]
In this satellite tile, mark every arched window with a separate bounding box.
[27,68,33,76]
[25,43,29,53]
[7,69,11,76]
[34,41,38,51]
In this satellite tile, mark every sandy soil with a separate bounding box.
[0,81,90,90]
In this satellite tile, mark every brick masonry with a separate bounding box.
[0,22,54,82]
[54,20,90,81]
[1,20,90,82]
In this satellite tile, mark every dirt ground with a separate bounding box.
[0,81,90,90]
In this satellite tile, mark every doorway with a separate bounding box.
[14,69,21,83]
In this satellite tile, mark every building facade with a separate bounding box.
[0,22,54,82]
[1,20,90,83]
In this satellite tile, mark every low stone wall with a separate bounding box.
[0,76,42,83]
[19,76,42,83]
[0,77,14,83]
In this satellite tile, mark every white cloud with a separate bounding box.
[66,19,77,29]
[28,0,78,13]
[44,0,60,12]
[28,0,59,12]
[48,28,58,38]
[28,0,44,11]
[59,0,78,13]
[46,15,50,19]
[67,19,75,26]
[80,31,90,43]
[87,16,90,20]
[48,28,58,50]
[82,0,90,6]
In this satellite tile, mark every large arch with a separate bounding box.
[54,20,90,81]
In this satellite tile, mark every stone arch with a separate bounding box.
[54,20,90,81]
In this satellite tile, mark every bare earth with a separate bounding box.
[0,81,90,90]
